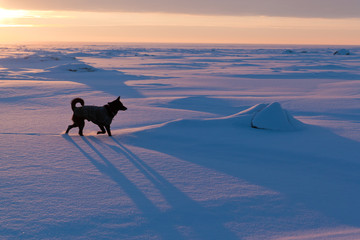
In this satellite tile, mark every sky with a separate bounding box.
[0,0,360,45]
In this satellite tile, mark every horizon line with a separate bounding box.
[1,41,359,48]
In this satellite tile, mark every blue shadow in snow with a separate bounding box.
[90,136,239,240]
[63,135,239,240]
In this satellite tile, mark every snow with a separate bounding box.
[333,49,351,55]
[1,44,360,239]
[250,102,305,131]
[47,63,99,73]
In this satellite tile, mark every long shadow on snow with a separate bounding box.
[127,123,360,228]
[62,135,181,239]
[63,135,238,240]
[92,136,238,240]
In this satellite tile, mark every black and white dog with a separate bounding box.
[65,97,127,136]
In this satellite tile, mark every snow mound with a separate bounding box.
[146,102,304,133]
[236,103,269,115]
[250,102,304,131]
[282,49,295,54]
[46,63,98,72]
[333,49,351,55]
[214,102,303,131]
[23,53,76,61]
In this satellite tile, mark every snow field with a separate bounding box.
[1,44,360,239]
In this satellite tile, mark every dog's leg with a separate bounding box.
[66,114,78,134]
[78,119,85,136]
[105,125,112,136]
[97,125,106,135]
[65,123,77,134]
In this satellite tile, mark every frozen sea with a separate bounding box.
[1,43,360,239]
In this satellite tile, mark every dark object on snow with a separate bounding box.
[65,96,127,136]
[333,49,351,55]
[282,49,295,54]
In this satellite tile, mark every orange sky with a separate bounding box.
[1,8,360,45]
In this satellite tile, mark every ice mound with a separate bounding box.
[46,63,98,72]
[206,102,304,131]
[333,49,351,55]
[250,102,303,131]
[23,53,76,61]
[282,49,295,54]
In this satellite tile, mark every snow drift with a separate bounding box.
[333,49,351,55]
[23,52,76,61]
[1,44,360,240]
[250,102,304,131]
[46,63,98,73]
[126,102,305,141]
[213,102,304,131]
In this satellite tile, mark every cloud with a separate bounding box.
[1,0,359,18]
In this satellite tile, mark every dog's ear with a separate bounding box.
[117,96,120,100]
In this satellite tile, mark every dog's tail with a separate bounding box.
[71,98,85,111]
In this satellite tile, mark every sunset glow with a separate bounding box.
[0,8,27,20]
[0,3,360,45]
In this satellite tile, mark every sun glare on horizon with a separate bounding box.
[0,8,28,20]
[0,6,360,45]
[0,7,32,27]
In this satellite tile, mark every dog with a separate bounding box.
[65,96,127,136]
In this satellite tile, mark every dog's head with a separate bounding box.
[108,96,127,113]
